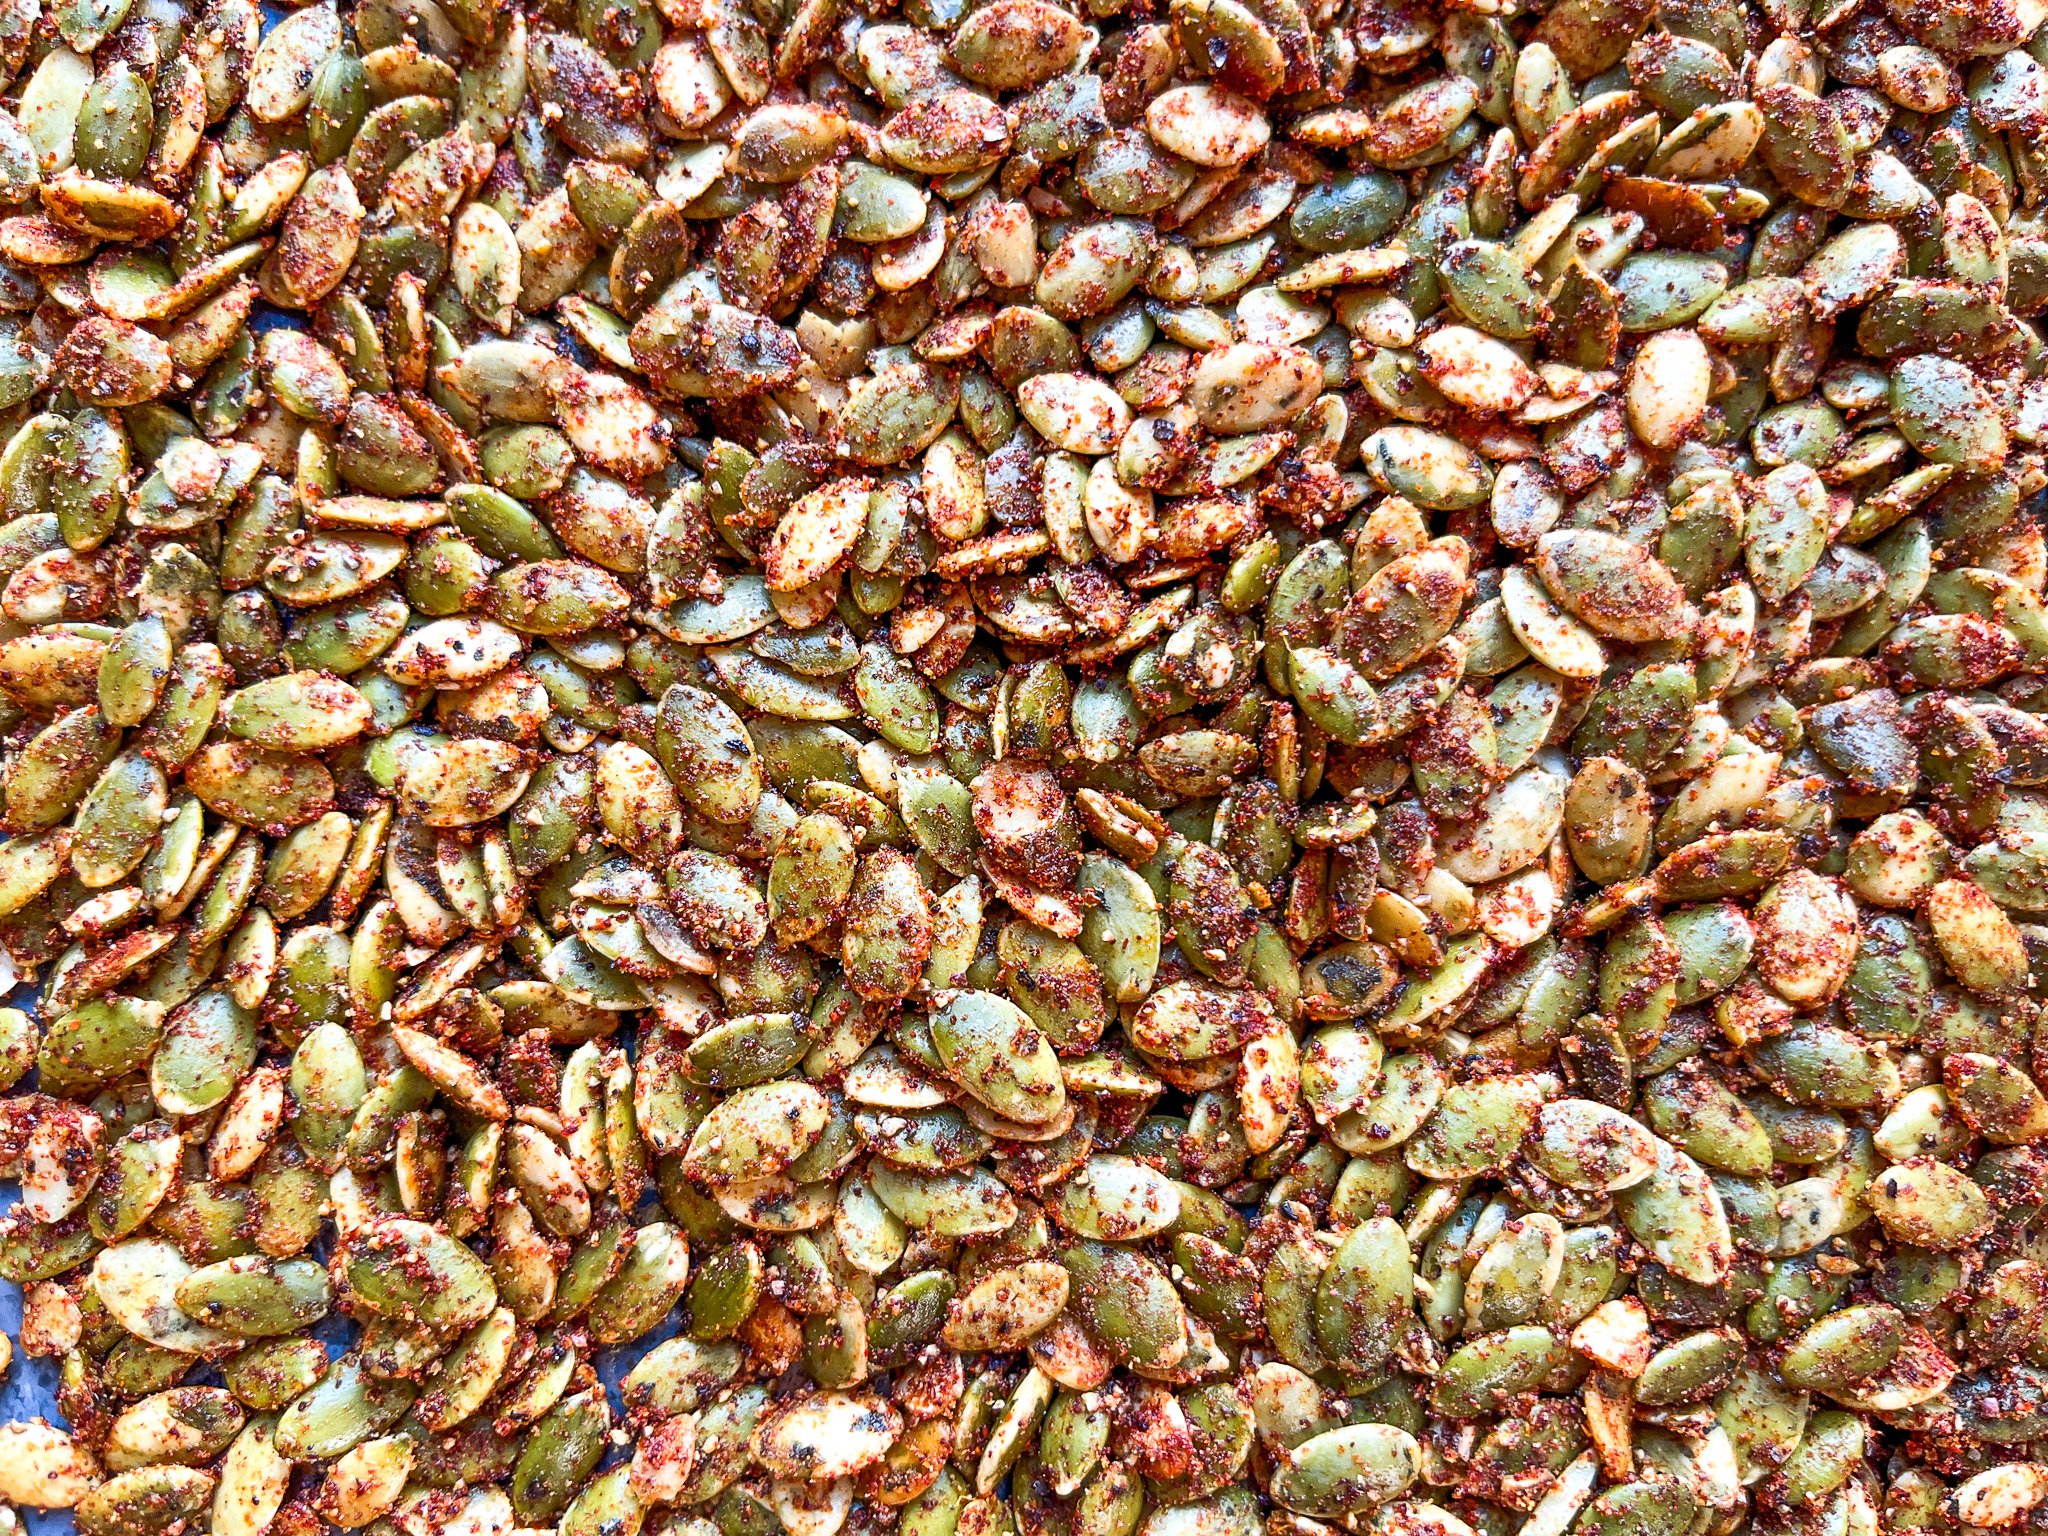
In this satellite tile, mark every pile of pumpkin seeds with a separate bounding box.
[0,0,2042,1527]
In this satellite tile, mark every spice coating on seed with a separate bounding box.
[0,0,2037,1533]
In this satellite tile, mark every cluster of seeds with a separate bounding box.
[0,0,2042,1528]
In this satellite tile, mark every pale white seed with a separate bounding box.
[1016,373,1134,455]
[1418,325,1539,414]
[1144,83,1271,167]
[1624,328,1712,450]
